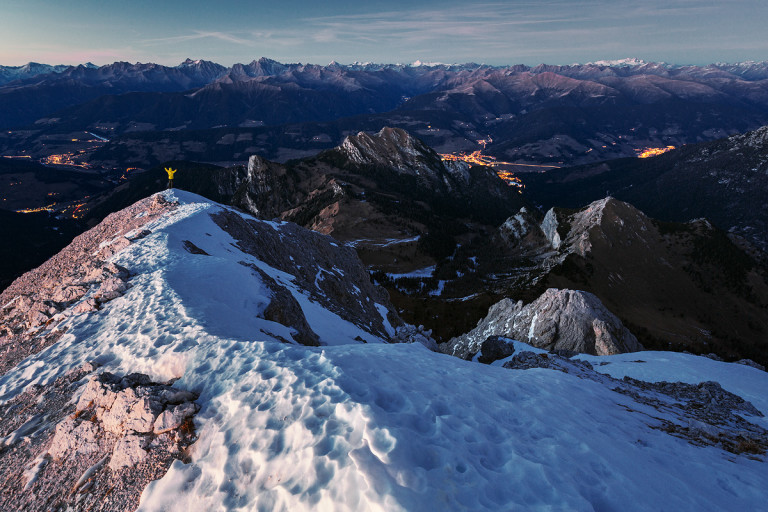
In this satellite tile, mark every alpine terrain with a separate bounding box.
[0,190,766,511]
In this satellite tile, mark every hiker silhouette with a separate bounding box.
[165,167,177,189]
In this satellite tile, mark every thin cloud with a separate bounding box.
[142,29,304,49]
[142,31,256,47]
[127,1,767,66]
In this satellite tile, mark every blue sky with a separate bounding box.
[1,0,766,66]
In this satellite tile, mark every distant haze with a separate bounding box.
[1,0,767,67]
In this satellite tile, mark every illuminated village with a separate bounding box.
[636,145,676,158]
[440,137,562,193]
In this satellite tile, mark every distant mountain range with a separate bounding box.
[4,58,768,167]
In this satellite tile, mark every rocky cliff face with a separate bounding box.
[470,196,768,365]
[444,288,642,359]
[339,128,444,178]
[334,127,509,200]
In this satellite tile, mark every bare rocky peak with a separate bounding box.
[727,124,768,149]
[498,207,555,260]
[540,208,561,249]
[499,207,536,242]
[237,154,292,217]
[504,197,653,258]
[339,127,445,178]
[444,288,642,359]
[561,196,655,257]
[335,126,509,199]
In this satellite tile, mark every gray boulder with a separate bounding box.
[477,336,515,364]
[444,288,642,359]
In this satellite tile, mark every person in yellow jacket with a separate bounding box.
[165,167,177,189]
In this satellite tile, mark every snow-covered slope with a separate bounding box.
[0,191,766,511]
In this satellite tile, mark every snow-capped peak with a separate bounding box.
[588,58,649,67]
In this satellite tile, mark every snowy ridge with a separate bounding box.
[0,190,397,399]
[0,192,766,510]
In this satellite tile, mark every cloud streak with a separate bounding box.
[142,31,257,47]
[75,1,768,66]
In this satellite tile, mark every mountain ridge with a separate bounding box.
[5,58,768,169]
[0,189,766,511]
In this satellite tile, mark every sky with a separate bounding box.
[1,0,767,67]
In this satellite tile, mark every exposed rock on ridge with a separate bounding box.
[0,365,198,512]
[502,350,767,456]
[210,207,401,341]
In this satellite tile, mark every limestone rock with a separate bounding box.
[98,236,132,260]
[48,418,103,461]
[0,367,199,510]
[109,434,148,470]
[736,359,766,371]
[154,402,199,434]
[540,208,562,250]
[444,288,642,359]
[392,324,439,351]
[51,285,88,304]
[93,276,128,303]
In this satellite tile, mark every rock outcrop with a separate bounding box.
[444,288,642,359]
[209,207,402,341]
[476,336,515,364]
[390,324,439,351]
[0,365,198,512]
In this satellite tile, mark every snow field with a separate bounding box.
[577,351,768,426]
[142,342,768,511]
